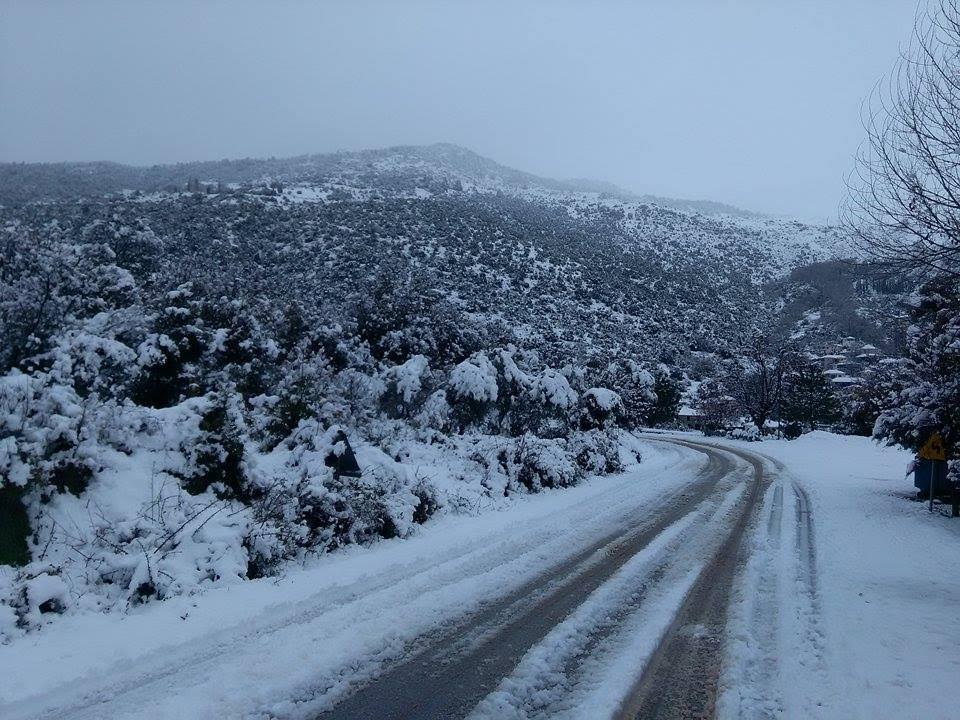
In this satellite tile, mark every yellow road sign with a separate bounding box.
[919,432,947,462]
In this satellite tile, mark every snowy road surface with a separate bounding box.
[2,433,956,719]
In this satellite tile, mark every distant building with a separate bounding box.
[676,406,706,430]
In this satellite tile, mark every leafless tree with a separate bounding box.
[844,0,960,279]
[729,334,797,434]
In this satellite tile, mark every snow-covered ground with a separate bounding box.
[2,431,955,720]
[715,431,959,720]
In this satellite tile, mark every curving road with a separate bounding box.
[3,437,792,720]
[317,437,769,720]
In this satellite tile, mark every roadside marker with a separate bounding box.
[919,432,947,462]
[917,432,951,513]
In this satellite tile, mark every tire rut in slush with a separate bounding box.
[313,443,737,720]
[615,441,767,720]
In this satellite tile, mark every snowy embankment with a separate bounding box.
[716,431,959,720]
[0,438,701,720]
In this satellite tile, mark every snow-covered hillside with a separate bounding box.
[0,144,902,646]
[0,144,868,364]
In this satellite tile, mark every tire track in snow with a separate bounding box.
[717,478,785,719]
[301,442,739,720]
[715,443,831,720]
[787,481,829,717]
[468,471,751,720]
[614,440,767,720]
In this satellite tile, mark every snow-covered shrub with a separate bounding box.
[131,284,209,408]
[511,435,582,491]
[0,567,18,640]
[875,282,960,463]
[839,360,907,436]
[647,364,684,426]
[178,391,250,500]
[568,429,625,475]
[353,264,487,366]
[0,223,137,372]
[39,322,138,401]
[415,389,452,431]
[410,478,441,524]
[694,378,738,435]
[532,368,578,411]
[0,369,100,499]
[487,347,533,433]
[380,355,433,419]
[579,388,624,430]
[782,422,804,440]
[600,360,655,427]
[257,353,334,449]
[726,424,762,442]
[525,368,578,438]
[79,489,249,606]
[448,352,499,431]
[265,421,429,556]
[205,298,276,394]
[5,571,71,631]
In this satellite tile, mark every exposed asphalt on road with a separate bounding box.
[316,438,769,720]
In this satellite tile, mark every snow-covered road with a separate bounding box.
[2,432,954,720]
[2,439,740,720]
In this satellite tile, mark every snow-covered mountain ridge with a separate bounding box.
[0,144,858,361]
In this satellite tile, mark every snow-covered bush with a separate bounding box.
[251,421,433,562]
[178,390,250,500]
[568,429,625,475]
[415,389,452,431]
[579,388,624,430]
[380,354,433,419]
[839,359,907,436]
[875,282,960,462]
[511,435,581,491]
[600,360,655,427]
[520,367,578,438]
[694,378,739,435]
[647,364,684,426]
[448,352,499,431]
[0,224,137,372]
[726,424,762,442]
[0,370,100,499]
[256,353,334,449]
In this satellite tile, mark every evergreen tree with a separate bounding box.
[780,359,840,432]
[875,282,960,463]
[646,364,683,426]
[840,360,907,436]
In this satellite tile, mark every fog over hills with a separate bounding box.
[1,143,754,218]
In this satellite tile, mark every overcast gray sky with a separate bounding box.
[1,1,919,221]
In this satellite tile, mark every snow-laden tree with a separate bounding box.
[0,222,137,372]
[727,335,796,434]
[647,364,684,427]
[840,359,908,436]
[875,282,960,475]
[599,360,655,428]
[694,378,739,435]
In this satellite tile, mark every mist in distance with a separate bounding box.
[0,0,919,221]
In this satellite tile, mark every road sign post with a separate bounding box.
[918,432,949,513]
